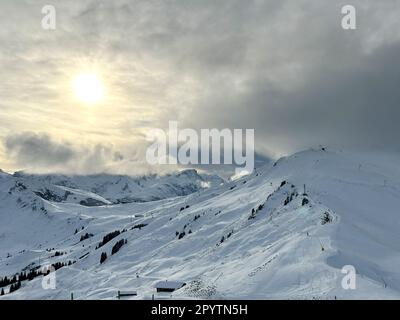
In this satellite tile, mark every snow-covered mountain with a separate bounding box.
[12,169,224,204]
[1,148,400,299]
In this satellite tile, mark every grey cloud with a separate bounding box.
[189,37,400,154]
[172,0,400,155]
[5,132,74,166]
[3,132,125,174]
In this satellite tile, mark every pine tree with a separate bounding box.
[100,252,107,264]
[1,288,4,296]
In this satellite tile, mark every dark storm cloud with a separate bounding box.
[188,41,400,153]
[167,0,400,154]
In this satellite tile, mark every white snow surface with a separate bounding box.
[1,149,400,300]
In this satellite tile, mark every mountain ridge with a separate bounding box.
[1,148,400,299]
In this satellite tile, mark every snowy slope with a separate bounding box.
[1,148,400,299]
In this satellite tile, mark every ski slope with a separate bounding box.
[1,148,400,299]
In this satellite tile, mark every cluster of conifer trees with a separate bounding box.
[96,230,121,249]
[99,238,127,264]
[111,239,127,255]
[0,260,75,295]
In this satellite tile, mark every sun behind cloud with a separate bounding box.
[73,73,104,104]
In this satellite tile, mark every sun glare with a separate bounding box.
[73,73,104,104]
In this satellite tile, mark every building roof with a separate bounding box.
[154,280,186,289]
[117,290,137,296]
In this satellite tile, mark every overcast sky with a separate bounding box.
[0,0,399,174]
